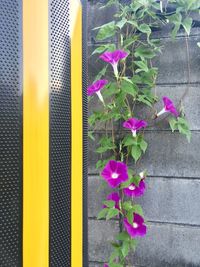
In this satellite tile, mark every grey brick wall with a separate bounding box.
[87,1,200,266]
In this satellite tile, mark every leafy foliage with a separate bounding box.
[89,0,196,265]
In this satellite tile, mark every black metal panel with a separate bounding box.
[49,0,71,266]
[0,0,23,266]
[81,1,89,267]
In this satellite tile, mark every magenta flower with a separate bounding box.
[99,50,128,78]
[123,179,146,198]
[87,79,108,104]
[124,213,147,238]
[123,118,148,137]
[103,192,120,210]
[104,264,109,267]
[157,96,179,117]
[101,160,129,188]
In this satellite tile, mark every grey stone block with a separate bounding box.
[129,223,200,267]
[88,131,200,178]
[89,219,119,263]
[155,36,200,84]
[88,176,200,226]
[89,220,200,266]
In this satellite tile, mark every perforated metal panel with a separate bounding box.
[49,0,71,266]
[0,0,23,266]
[81,1,89,266]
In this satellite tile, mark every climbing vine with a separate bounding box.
[88,1,200,266]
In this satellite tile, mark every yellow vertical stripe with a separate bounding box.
[70,1,83,266]
[23,0,49,266]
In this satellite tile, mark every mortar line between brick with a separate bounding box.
[88,217,200,228]
[88,32,200,45]
[88,174,200,180]
[91,129,200,134]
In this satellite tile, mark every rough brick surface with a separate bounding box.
[88,176,200,225]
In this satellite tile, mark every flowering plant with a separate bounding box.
[88,0,199,266]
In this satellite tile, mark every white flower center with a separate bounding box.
[128,185,136,191]
[112,172,119,179]
[131,129,137,137]
[157,108,166,117]
[133,222,138,229]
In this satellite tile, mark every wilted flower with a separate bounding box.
[157,96,179,117]
[139,171,146,179]
[123,118,148,137]
[124,213,147,238]
[99,50,128,78]
[87,79,108,104]
[123,180,146,198]
[101,160,129,188]
[103,192,120,210]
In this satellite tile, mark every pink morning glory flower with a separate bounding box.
[123,118,148,137]
[123,179,146,198]
[103,192,121,210]
[157,96,179,117]
[87,79,108,104]
[99,50,128,78]
[104,264,109,267]
[101,160,129,188]
[124,213,147,238]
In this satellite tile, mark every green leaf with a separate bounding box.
[134,60,149,72]
[116,231,130,241]
[103,200,115,208]
[92,46,107,56]
[123,36,138,48]
[103,82,119,97]
[121,241,130,257]
[127,20,138,28]
[95,66,108,80]
[132,175,142,187]
[137,94,153,107]
[97,208,108,219]
[138,24,151,36]
[122,77,133,84]
[88,131,95,141]
[182,17,193,36]
[169,116,191,142]
[109,248,121,263]
[123,135,136,146]
[106,208,119,220]
[116,17,127,29]
[127,210,134,224]
[139,139,148,153]
[169,117,177,132]
[167,13,182,39]
[96,21,116,41]
[122,201,132,211]
[131,145,142,162]
[121,80,137,97]
[132,204,144,216]
[130,239,138,250]
[134,46,156,59]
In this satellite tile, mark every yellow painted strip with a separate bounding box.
[23,0,49,266]
[70,1,83,266]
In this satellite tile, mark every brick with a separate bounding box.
[88,176,200,226]
[88,219,119,263]
[88,131,200,178]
